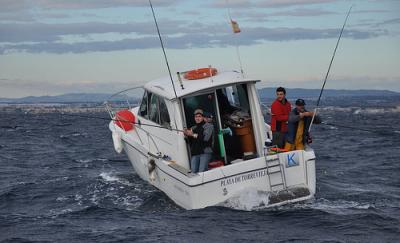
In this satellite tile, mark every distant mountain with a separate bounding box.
[0,93,139,104]
[257,88,399,100]
[0,89,399,104]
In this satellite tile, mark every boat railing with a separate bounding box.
[104,86,144,120]
[104,86,162,155]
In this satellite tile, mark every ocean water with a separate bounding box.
[1,101,399,242]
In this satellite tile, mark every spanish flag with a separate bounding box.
[231,19,241,33]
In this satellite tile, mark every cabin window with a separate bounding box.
[159,98,171,127]
[139,91,148,118]
[219,84,250,114]
[140,92,171,127]
[148,93,160,124]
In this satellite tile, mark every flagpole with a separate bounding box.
[235,42,244,76]
[225,0,244,77]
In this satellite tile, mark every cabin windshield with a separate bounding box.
[182,83,257,167]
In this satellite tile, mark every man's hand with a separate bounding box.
[183,128,194,137]
[304,111,314,117]
[183,128,191,136]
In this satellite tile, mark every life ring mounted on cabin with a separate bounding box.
[184,67,218,80]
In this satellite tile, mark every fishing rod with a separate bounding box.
[309,5,353,132]
[59,112,185,132]
[148,0,179,99]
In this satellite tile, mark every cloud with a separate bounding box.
[0,0,31,13]
[0,12,35,22]
[36,0,181,9]
[0,0,182,22]
[0,0,181,13]
[379,18,400,26]
[0,21,186,43]
[211,0,339,8]
[353,9,391,14]
[0,26,383,54]
[231,7,337,22]
[351,17,400,29]
[0,78,145,98]
[255,0,339,8]
[268,8,336,17]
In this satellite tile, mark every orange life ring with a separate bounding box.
[114,109,136,131]
[184,67,217,80]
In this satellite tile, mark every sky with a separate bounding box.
[0,0,399,98]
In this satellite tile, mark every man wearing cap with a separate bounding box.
[284,99,321,151]
[203,111,215,154]
[183,109,214,173]
[271,87,291,148]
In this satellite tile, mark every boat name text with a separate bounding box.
[220,169,267,187]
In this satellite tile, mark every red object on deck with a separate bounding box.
[270,147,288,153]
[208,160,224,169]
[114,109,136,131]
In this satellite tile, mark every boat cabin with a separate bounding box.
[125,69,269,171]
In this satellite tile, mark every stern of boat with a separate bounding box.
[150,148,316,210]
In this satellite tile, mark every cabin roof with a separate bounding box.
[144,70,260,100]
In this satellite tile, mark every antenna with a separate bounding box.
[148,0,178,99]
[309,5,353,132]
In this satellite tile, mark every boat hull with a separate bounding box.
[121,137,316,210]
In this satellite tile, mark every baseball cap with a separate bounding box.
[193,109,204,115]
[295,99,306,106]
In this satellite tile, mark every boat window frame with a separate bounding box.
[180,89,227,164]
[138,89,171,128]
[180,82,257,166]
[159,96,171,129]
[139,90,149,119]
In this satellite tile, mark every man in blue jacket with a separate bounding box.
[284,99,321,151]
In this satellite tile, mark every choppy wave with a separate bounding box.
[99,171,134,186]
[74,158,108,163]
[353,106,400,114]
[59,132,88,138]
[320,106,400,114]
[219,189,270,211]
[298,198,373,212]
[219,191,381,213]
[1,107,400,242]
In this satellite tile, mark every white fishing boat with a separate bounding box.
[105,68,317,210]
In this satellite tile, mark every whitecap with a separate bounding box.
[99,171,134,186]
[56,196,69,202]
[75,158,108,163]
[76,159,93,163]
[306,198,373,214]
[352,106,400,115]
[59,132,88,138]
[219,188,270,211]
